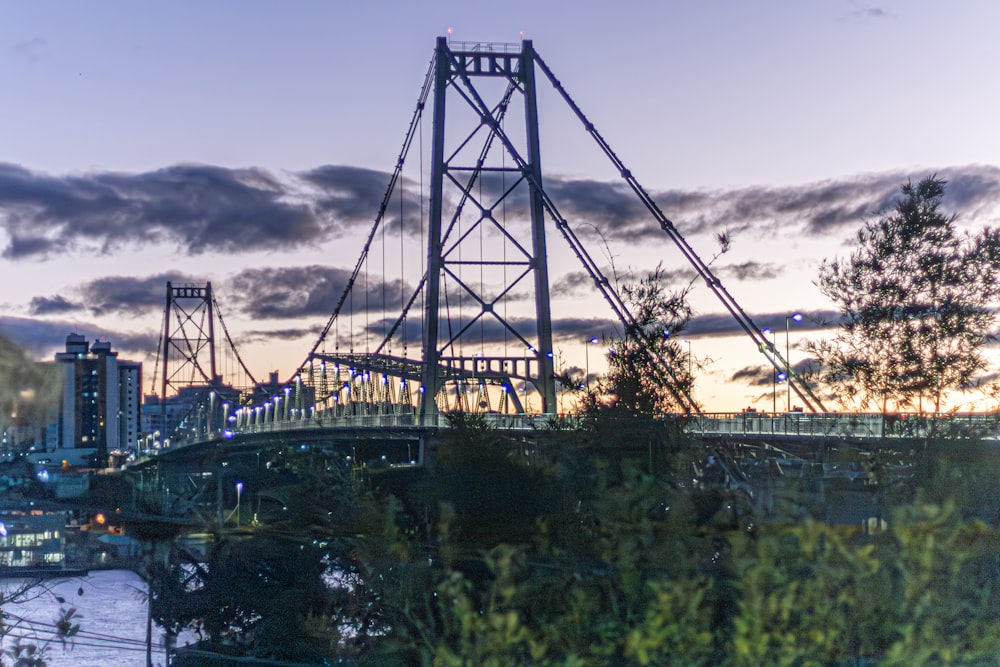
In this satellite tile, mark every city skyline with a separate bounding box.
[3,2,1000,411]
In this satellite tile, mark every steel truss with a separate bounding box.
[298,36,825,420]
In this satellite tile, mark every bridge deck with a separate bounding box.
[146,411,1000,461]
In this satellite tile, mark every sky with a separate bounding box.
[2,1,1000,412]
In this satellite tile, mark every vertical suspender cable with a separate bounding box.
[382,189,387,352]
[401,158,406,358]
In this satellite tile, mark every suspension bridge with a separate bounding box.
[146,36,842,461]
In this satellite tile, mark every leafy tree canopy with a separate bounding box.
[814,175,1000,412]
[601,264,696,415]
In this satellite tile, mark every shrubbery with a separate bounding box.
[356,422,1000,666]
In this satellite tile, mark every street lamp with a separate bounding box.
[785,313,803,412]
[762,328,777,413]
[208,391,216,433]
[524,347,535,412]
[235,481,243,527]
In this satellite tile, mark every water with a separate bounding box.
[1,570,170,666]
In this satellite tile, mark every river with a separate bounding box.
[1,570,176,666]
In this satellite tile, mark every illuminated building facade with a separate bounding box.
[53,334,142,466]
[0,512,65,569]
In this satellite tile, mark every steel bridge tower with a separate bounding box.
[301,37,827,420]
[421,37,557,418]
[160,281,219,399]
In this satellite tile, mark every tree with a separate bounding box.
[814,175,1000,412]
[0,580,81,667]
[602,264,696,415]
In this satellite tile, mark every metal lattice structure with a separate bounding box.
[295,37,826,422]
[156,281,258,399]
[160,282,218,398]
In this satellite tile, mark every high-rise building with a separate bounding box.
[118,360,142,456]
[53,334,142,467]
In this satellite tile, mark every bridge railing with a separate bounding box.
[153,410,1000,457]
[689,412,1000,439]
[689,413,886,438]
[160,410,575,452]
[228,411,573,434]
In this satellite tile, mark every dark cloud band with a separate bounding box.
[3,163,998,261]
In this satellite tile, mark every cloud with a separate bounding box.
[239,327,319,346]
[10,38,46,64]
[28,295,81,316]
[553,317,620,340]
[227,265,412,320]
[550,270,602,298]
[845,4,892,20]
[4,162,998,264]
[715,261,780,282]
[80,272,196,316]
[542,165,1000,247]
[27,272,196,317]
[685,309,840,338]
[0,162,403,260]
[730,365,773,387]
[0,316,159,360]
[301,165,422,233]
[545,179,651,233]
[353,314,618,349]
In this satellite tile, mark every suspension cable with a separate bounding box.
[444,48,697,413]
[374,82,518,356]
[305,53,436,362]
[212,294,259,387]
[531,49,824,412]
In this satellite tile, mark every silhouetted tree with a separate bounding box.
[602,265,696,415]
[813,175,1000,412]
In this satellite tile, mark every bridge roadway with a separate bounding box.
[140,409,1000,467]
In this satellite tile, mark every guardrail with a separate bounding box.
[691,412,1000,439]
[150,411,1000,457]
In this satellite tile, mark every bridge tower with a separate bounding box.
[420,37,557,418]
[302,37,827,420]
[160,281,218,399]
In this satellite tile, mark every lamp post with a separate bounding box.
[524,347,535,413]
[235,481,243,528]
[785,313,803,412]
[762,328,777,413]
[208,391,216,433]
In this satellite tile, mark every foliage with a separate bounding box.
[602,264,696,415]
[144,418,1000,665]
[351,417,1000,665]
[151,447,373,664]
[813,175,1000,412]
[260,446,360,533]
[0,583,82,667]
[152,534,343,663]
[371,496,999,665]
[0,333,61,438]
